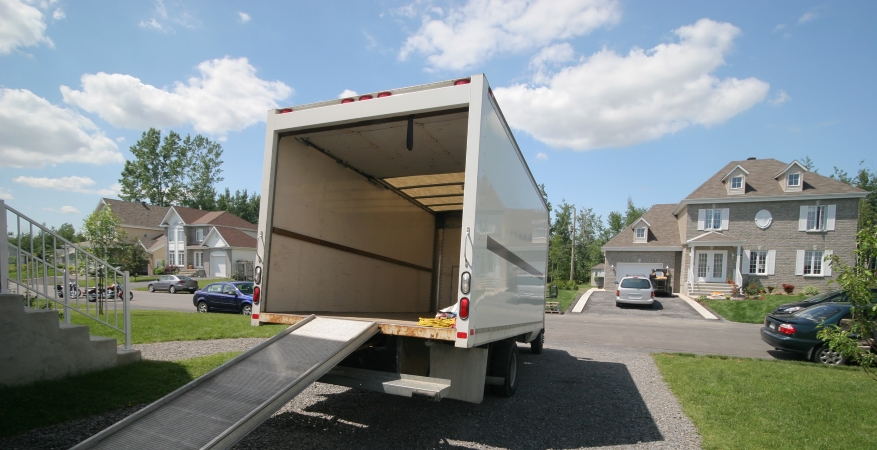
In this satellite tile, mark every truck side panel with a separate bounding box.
[264,137,434,313]
[466,92,548,332]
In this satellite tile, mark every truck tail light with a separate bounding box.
[457,331,467,339]
[341,98,354,104]
[253,286,260,305]
[279,108,293,113]
[454,78,471,85]
[254,266,262,284]
[377,92,392,98]
[461,272,471,294]
[778,324,795,335]
[460,297,469,320]
[359,95,373,101]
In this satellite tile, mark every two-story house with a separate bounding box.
[601,158,868,296]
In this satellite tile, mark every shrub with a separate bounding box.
[802,286,819,296]
[164,265,180,274]
[553,279,578,290]
[154,266,164,275]
[744,279,763,297]
[766,285,775,294]
[782,283,795,294]
[696,295,708,302]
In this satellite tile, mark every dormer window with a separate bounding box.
[631,217,650,243]
[731,176,743,190]
[787,173,800,187]
[775,160,807,192]
[635,227,646,242]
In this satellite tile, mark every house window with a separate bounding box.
[807,206,825,231]
[168,230,174,242]
[704,209,722,230]
[196,228,204,242]
[750,251,768,274]
[169,253,175,265]
[178,230,185,242]
[731,176,743,189]
[788,173,800,187]
[803,250,824,275]
[634,227,646,242]
[178,251,185,266]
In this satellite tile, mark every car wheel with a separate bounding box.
[490,340,519,397]
[169,286,176,294]
[197,301,209,313]
[530,330,544,355]
[148,284,155,293]
[812,345,847,365]
[241,304,252,316]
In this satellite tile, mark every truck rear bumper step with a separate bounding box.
[319,366,451,401]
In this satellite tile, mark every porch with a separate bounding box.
[685,231,746,297]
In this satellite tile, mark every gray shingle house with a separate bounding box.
[601,158,868,296]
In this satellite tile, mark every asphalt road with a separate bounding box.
[582,291,704,320]
[129,290,199,312]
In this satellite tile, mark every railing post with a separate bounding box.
[124,271,131,350]
[63,244,71,324]
[0,200,8,294]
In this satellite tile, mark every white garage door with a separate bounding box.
[615,263,664,280]
[210,252,227,278]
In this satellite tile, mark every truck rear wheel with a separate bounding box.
[490,340,518,397]
[530,330,544,354]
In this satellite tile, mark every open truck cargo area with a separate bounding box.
[253,74,549,404]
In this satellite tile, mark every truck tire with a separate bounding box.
[490,340,519,397]
[530,330,544,354]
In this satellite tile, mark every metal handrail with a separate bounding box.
[2,200,131,349]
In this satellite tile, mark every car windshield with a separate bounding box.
[793,304,843,321]
[178,276,194,281]
[620,278,650,289]
[235,283,254,295]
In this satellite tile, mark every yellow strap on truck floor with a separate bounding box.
[417,318,456,328]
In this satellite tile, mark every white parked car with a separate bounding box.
[615,275,655,306]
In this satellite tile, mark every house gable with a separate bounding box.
[774,160,808,193]
[720,165,749,195]
[202,227,228,248]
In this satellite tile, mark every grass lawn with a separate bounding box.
[0,352,239,438]
[702,294,805,323]
[134,277,233,291]
[554,284,592,312]
[68,310,287,344]
[654,353,877,450]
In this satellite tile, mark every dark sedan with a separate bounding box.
[148,275,199,294]
[193,281,254,315]
[761,303,853,365]
[772,288,877,314]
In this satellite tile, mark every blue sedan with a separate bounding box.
[193,281,254,315]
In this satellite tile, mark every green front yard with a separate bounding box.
[654,353,877,450]
[133,277,233,291]
[553,284,591,312]
[702,294,805,323]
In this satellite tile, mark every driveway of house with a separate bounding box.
[581,290,705,320]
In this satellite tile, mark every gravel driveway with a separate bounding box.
[582,291,705,321]
[1,339,701,450]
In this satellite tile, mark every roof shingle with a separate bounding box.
[602,204,681,248]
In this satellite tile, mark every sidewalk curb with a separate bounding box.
[676,293,719,320]
[571,288,602,313]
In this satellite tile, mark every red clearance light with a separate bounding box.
[377,91,392,98]
[341,98,355,104]
[778,324,795,335]
[279,108,293,113]
[253,286,260,305]
[359,95,373,101]
[454,78,471,85]
[457,331,467,339]
[252,313,259,319]
[460,297,469,319]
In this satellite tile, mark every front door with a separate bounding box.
[194,252,203,269]
[695,250,726,283]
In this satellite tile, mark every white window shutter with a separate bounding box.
[826,205,836,231]
[697,209,706,231]
[823,250,833,276]
[767,250,776,275]
[721,208,730,230]
[795,250,805,275]
[798,206,808,231]
[742,250,751,274]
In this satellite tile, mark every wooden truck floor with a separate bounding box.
[259,312,456,341]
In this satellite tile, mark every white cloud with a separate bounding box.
[338,89,358,99]
[770,90,790,106]
[60,57,293,136]
[238,12,250,23]
[798,12,817,24]
[535,152,548,160]
[399,0,621,71]
[139,18,166,32]
[140,0,200,32]
[0,187,13,200]
[13,176,120,196]
[493,19,770,150]
[0,88,121,168]
[0,0,55,54]
[529,43,576,84]
[51,7,63,20]
[115,136,125,142]
[43,205,80,214]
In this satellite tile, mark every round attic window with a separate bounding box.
[755,210,772,229]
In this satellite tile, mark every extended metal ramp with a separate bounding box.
[72,316,378,450]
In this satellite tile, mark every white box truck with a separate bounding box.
[251,74,549,403]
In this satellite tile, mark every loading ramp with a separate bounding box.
[72,316,379,449]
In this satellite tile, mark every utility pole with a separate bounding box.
[569,205,576,281]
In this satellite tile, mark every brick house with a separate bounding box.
[601,159,868,296]
[96,199,256,277]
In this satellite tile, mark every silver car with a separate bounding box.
[615,275,655,306]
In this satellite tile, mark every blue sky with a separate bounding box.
[1,0,875,230]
